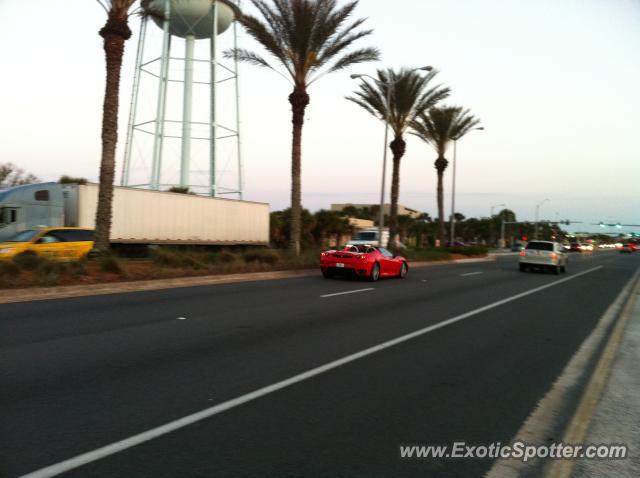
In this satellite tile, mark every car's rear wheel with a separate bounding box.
[369,263,380,282]
[322,270,333,279]
[398,262,408,279]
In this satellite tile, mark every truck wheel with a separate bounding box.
[553,265,560,275]
[519,264,527,272]
[369,263,380,282]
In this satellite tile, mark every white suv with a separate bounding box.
[519,240,568,274]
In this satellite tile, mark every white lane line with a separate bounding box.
[176,317,187,321]
[461,272,483,277]
[18,265,603,478]
[320,288,374,298]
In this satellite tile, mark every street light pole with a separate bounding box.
[351,66,433,247]
[490,203,505,247]
[449,138,458,245]
[377,83,392,247]
[449,127,484,245]
[534,198,549,240]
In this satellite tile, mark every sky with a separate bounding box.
[0,0,638,234]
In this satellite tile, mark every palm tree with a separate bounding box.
[411,106,480,245]
[94,0,139,252]
[347,68,449,249]
[224,0,379,255]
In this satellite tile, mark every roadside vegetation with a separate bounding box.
[0,242,490,290]
[0,248,321,289]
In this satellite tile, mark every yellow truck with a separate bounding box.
[0,227,94,262]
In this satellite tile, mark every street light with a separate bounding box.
[534,198,550,239]
[450,127,484,245]
[490,203,505,217]
[351,65,433,247]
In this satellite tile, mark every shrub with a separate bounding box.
[37,260,63,276]
[67,260,87,278]
[99,255,122,274]
[219,250,240,263]
[0,260,21,277]
[446,246,488,256]
[151,248,182,268]
[180,255,206,270]
[13,251,45,271]
[404,248,450,262]
[242,248,280,265]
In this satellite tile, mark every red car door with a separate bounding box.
[377,247,399,276]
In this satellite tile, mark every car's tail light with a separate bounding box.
[321,252,327,257]
[358,255,367,260]
[519,251,526,257]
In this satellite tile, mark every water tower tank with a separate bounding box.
[143,0,240,39]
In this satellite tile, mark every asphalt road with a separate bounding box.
[1,251,638,477]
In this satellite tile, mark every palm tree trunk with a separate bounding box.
[94,13,132,252]
[288,86,310,256]
[388,136,406,250]
[434,156,448,245]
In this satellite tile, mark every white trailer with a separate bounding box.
[62,184,269,245]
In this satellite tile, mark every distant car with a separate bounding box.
[519,240,568,274]
[320,244,408,281]
[569,242,583,252]
[620,243,637,253]
[0,227,95,262]
[511,243,524,252]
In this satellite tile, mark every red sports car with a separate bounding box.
[320,244,408,281]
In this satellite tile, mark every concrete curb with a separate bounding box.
[542,269,640,478]
[485,267,640,478]
[0,256,493,305]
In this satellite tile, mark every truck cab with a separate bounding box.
[349,228,390,248]
[0,183,64,243]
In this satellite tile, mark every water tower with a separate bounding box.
[121,0,244,198]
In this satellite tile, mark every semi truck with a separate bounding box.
[0,182,269,246]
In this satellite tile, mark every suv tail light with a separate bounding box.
[519,251,526,257]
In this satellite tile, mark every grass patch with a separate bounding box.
[446,246,488,256]
[403,248,451,262]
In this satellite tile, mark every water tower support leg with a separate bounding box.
[233,5,243,200]
[180,34,195,188]
[122,15,148,187]
[209,0,219,197]
[151,0,172,190]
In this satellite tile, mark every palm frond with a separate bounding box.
[348,67,450,136]
[228,0,377,87]
[313,47,380,83]
[224,48,274,69]
[410,106,481,157]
